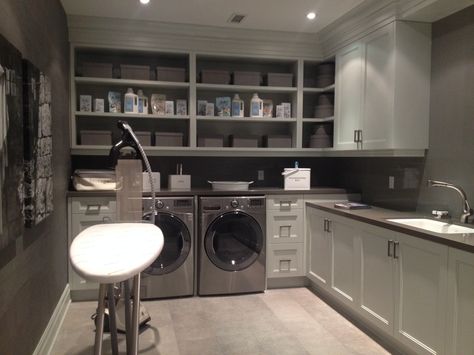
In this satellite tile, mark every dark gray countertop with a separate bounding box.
[67,187,355,197]
[307,201,474,253]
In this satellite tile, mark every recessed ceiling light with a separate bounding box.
[140,0,150,4]
[306,12,316,20]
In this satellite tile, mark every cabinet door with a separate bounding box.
[307,208,331,288]
[394,234,448,355]
[330,218,359,306]
[267,243,304,278]
[446,248,474,355]
[334,42,364,150]
[361,25,394,150]
[267,210,304,244]
[359,226,395,334]
[69,213,115,292]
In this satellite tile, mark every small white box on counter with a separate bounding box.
[282,168,311,190]
[168,175,191,190]
[142,172,160,192]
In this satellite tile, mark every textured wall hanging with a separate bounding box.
[23,60,53,227]
[0,34,24,250]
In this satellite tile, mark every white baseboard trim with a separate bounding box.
[33,284,71,355]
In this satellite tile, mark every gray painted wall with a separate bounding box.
[0,1,70,354]
[417,5,474,219]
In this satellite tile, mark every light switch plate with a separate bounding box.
[389,176,395,189]
[258,170,264,180]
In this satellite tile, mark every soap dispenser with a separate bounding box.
[124,88,139,114]
[137,89,148,115]
[232,94,244,117]
[250,93,263,117]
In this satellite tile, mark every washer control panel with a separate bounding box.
[201,196,265,212]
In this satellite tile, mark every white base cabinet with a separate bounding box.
[68,197,116,300]
[307,206,451,355]
[446,248,474,355]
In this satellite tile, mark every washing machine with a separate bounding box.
[140,196,194,299]
[199,196,266,296]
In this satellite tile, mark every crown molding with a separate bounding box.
[67,15,323,59]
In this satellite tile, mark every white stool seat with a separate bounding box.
[70,223,164,284]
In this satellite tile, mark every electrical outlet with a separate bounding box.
[257,170,264,181]
[389,176,395,189]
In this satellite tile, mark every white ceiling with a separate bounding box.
[60,0,366,33]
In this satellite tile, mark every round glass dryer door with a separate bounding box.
[143,212,191,275]
[204,211,263,271]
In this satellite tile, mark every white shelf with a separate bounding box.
[196,83,297,93]
[302,117,335,123]
[303,84,335,93]
[75,111,190,120]
[197,116,296,123]
[70,145,426,157]
[75,77,190,89]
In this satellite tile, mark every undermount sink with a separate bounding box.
[387,218,474,234]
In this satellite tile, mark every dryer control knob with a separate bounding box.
[230,199,239,208]
[155,200,164,209]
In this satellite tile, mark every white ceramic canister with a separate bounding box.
[124,88,139,114]
[250,93,263,117]
[231,93,244,117]
[137,89,148,114]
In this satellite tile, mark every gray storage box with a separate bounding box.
[315,74,335,88]
[263,135,292,148]
[198,136,224,147]
[80,130,112,145]
[156,67,186,82]
[155,132,184,147]
[120,64,151,80]
[266,73,293,87]
[81,62,113,78]
[310,135,332,148]
[229,135,259,148]
[135,131,152,146]
[201,70,231,84]
[233,71,261,86]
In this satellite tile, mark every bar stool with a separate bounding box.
[70,223,164,355]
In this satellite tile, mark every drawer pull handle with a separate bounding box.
[326,220,332,233]
[102,216,111,222]
[86,204,101,213]
[393,241,399,259]
[279,201,292,208]
[279,225,292,238]
[387,240,393,257]
[323,219,328,232]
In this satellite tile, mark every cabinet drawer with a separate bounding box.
[70,197,116,215]
[266,195,302,211]
[267,210,304,244]
[267,243,304,278]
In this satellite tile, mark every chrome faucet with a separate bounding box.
[427,179,473,223]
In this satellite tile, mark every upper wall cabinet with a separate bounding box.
[334,21,431,151]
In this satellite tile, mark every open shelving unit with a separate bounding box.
[70,47,336,156]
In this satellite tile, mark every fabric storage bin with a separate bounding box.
[198,136,224,147]
[156,67,186,82]
[155,132,184,147]
[201,70,231,84]
[310,135,332,148]
[314,106,334,118]
[229,135,259,148]
[81,62,113,78]
[263,135,292,148]
[80,130,112,145]
[120,64,151,80]
[314,74,334,88]
[266,73,293,87]
[233,71,261,86]
[135,131,152,146]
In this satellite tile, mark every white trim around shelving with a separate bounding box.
[70,145,426,158]
[75,77,190,89]
[196,116,296,123]
[196,83,297,93]
[303,84,335,93]
[302,117,335,123]
[75,112,190,120]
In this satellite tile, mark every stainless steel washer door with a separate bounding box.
[143,212,191,275]
[204,211,263,272]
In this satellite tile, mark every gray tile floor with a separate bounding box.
[51,288,390,355]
